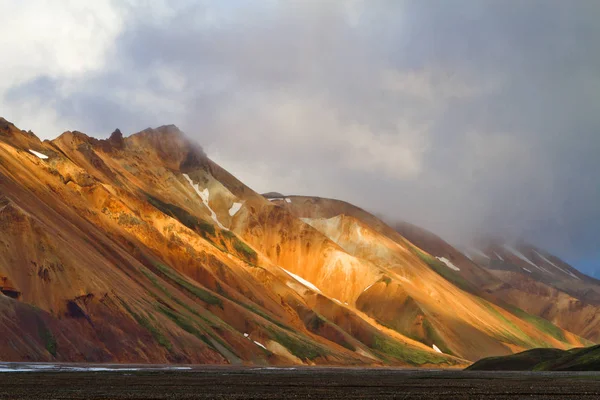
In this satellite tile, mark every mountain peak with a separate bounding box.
[128,125,206,171]
[109,128,123,139]
[53,130,98,149]
[137,124,184,139]
[107,128,124,149]
[156,124,183,134]
[0,117,16,136]
[0,117,26,136]
[262,192,286,199]
[0,117,42,149]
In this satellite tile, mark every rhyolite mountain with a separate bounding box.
[0,117,595,367]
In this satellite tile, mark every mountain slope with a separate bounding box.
[394,222,600,343]
[0,117,593,367]
[267,196,591,360]
[0,118,463,366]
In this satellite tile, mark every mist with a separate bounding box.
[2,1,600,273]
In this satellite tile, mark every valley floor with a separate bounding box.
[1,366,600,399]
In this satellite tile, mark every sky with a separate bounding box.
[2,0,600,274]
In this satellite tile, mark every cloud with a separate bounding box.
[0,0,123,132]
[2,0,600,272]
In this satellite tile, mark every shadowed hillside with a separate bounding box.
[468,345,600,371]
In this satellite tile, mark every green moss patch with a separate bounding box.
[146,193,257,264]
[380,276,392,285]
[37,319,57,357]
[120,299,172,350]
[422,319,453,356]
[147,194,215,239]
[477,299,546,348]
[232,237,257,263]
[412,247,478,294]
[506,306,566,343]
[153,262,223,308]
[156,305,212,346]
[372,335,449,366]
[266,327,327,361]
[220,229,257,263]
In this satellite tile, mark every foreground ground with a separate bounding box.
[1,366,600,399]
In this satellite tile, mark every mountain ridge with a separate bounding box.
[0,117,595,367]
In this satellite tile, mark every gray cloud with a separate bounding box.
[4,0,600,273]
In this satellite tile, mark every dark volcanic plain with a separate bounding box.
[1,367,600,399]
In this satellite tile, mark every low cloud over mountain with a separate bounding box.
[2,1,600,273]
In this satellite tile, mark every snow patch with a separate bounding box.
[183,173,226,230]
[280,267,321,293]
[467,247,490,259]
[503,245,549,273]
[534,251,561,269]
[432,344,443,354]
[243,333,249,338]
[285,198,291,203]
[534,251,581,280]
[494,252,504,261]
[567,271,581,280]
[229,202,242,216]
[253,340,267,350]
[363,283,375,292]
[356,225,363,240]
[435,257,460,271]
[522,267,532,273]
[28,149,48,159]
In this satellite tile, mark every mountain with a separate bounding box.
[394,223,600,343]
[0,117,593,367]
[467,345,600,371]
[395,221,600,344]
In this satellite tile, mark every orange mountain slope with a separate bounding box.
[394,222,600,343]
[0,118,592,366]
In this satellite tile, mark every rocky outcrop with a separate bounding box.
[0,277,21,299]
